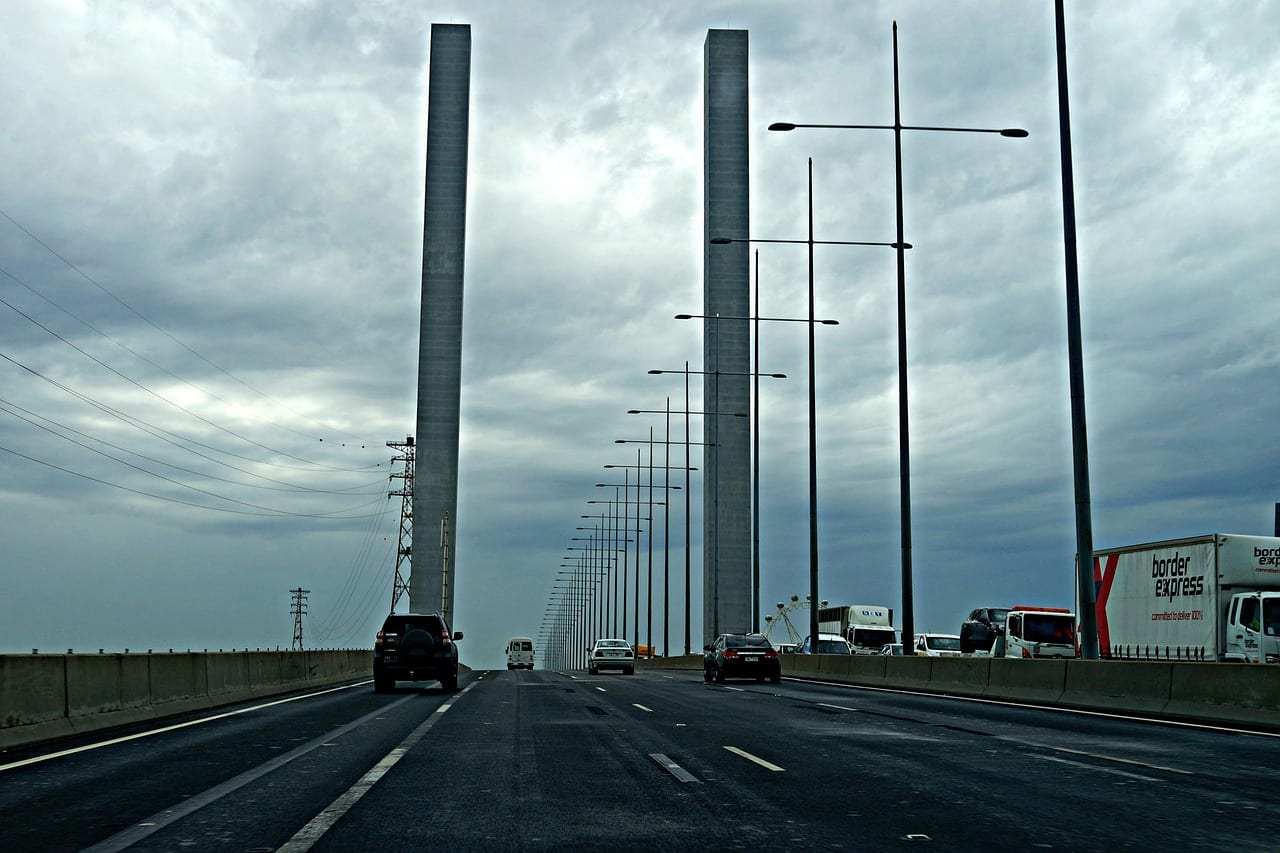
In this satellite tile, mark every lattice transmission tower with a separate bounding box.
[387,436,415,612]
[290,587,310,651]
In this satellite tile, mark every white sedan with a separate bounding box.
[588,638,635,674]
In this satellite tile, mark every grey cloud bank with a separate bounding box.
[1,1,1276,671]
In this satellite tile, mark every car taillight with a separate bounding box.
[375,630,385,648]
[1021,647,1031,659]
[441,629,452,646]
[764,649,778,659]
[723,649,738,659]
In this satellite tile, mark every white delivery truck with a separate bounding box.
[818,604,898,654]
[1084,534,1280,663]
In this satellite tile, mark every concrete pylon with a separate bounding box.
[412,23,470,625]
[702,29,751,646]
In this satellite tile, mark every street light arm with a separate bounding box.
[710,236,908,249]
[771,121,1026,138]
[676,313,838,325]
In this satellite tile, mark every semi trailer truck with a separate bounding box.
[1086,534,1280,663]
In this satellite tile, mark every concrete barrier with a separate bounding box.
[987,659,1067,705]
[0,650,372,751]
[0,655,71,746]
[849,653,888,685]
[883,655,934,690]
[927,657,991,699]
[1061,660,1172,715]
[630,653,1280,731]
[1165,662,1280,727]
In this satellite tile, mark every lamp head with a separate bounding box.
[1000,128,1029,138]
[768,122,797,131]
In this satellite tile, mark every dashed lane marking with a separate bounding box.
[724,746,785,772]
[633,704,654,712]
[650,753,700,783]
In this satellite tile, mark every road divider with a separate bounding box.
[636,652,1280,730]
[1,650,371,751]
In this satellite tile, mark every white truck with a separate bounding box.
[999,606,1078,659]
[818,604,898,655]
[1085,534,1280,663]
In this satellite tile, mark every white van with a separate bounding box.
[506,637,535,670]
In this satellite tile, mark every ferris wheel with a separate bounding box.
[763,594,827,645]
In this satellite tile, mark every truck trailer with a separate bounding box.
[818,604,897,654]
[1086,534,1280,663]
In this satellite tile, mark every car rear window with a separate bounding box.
[383,615,444,635]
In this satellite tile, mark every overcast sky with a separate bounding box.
[2,1,1277,671]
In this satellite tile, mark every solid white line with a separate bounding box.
[1047,745,1192,776]
[596,686,607,692]
[1,681,372,773]
[724,745,785,772]
[818,702,859,713]
[82,691,419,852]
[1029,753,1156,782]
[276,683,474,852]
[633,704,654,712]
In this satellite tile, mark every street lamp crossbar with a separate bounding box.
[769,121,1027,137]
[711,235,909,249]
[676,312,838,325]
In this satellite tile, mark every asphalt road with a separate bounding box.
[2,668,1278,851]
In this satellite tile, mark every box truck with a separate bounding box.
[818,604,897,654]
[1086,534,1280,663]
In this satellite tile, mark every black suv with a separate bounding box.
[959,607,1009,654]
[374,612,462,693]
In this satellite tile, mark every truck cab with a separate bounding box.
[1003,606,1077,659]
[1226,592,1280,664]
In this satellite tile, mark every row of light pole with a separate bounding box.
[547,16,1099,664]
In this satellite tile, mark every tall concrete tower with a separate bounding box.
[412,23,470,624]
[702,29,751,645]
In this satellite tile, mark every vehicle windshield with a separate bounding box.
[517,641,532,651]
[926,636,962,651]
[597,640,629,649]
[990,609,1010,626]
[852,628,897,650]
[1263,598,1280,636]
[817,640,849,654]
[1022,614,1075,645]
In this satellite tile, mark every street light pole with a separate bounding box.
[649,367,786,642]
[709,161,900,651]
[769,21,1026,652]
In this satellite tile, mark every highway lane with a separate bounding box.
[2,668,1278,850]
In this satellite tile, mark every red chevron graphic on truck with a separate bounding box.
[1093,553,1119,656]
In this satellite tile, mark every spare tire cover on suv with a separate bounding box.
[398,626,436,659]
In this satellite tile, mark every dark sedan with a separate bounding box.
[703,633,781,683]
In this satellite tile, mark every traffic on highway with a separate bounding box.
[3,665,1278,850]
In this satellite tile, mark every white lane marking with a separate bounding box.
[1047,745,1192,776]
[724,745,785,772]
[818,702,859,712]
[633,704,654,712]
[81,690,422,852]
[650,753,700,783]
[1,681,372,773]
[1029,753,1156,782]
[276,682,476,852]
[596,687,607,692]
[720,685,745,692]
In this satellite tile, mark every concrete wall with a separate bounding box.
[637,654,1280,730]
[0,650,371,751]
